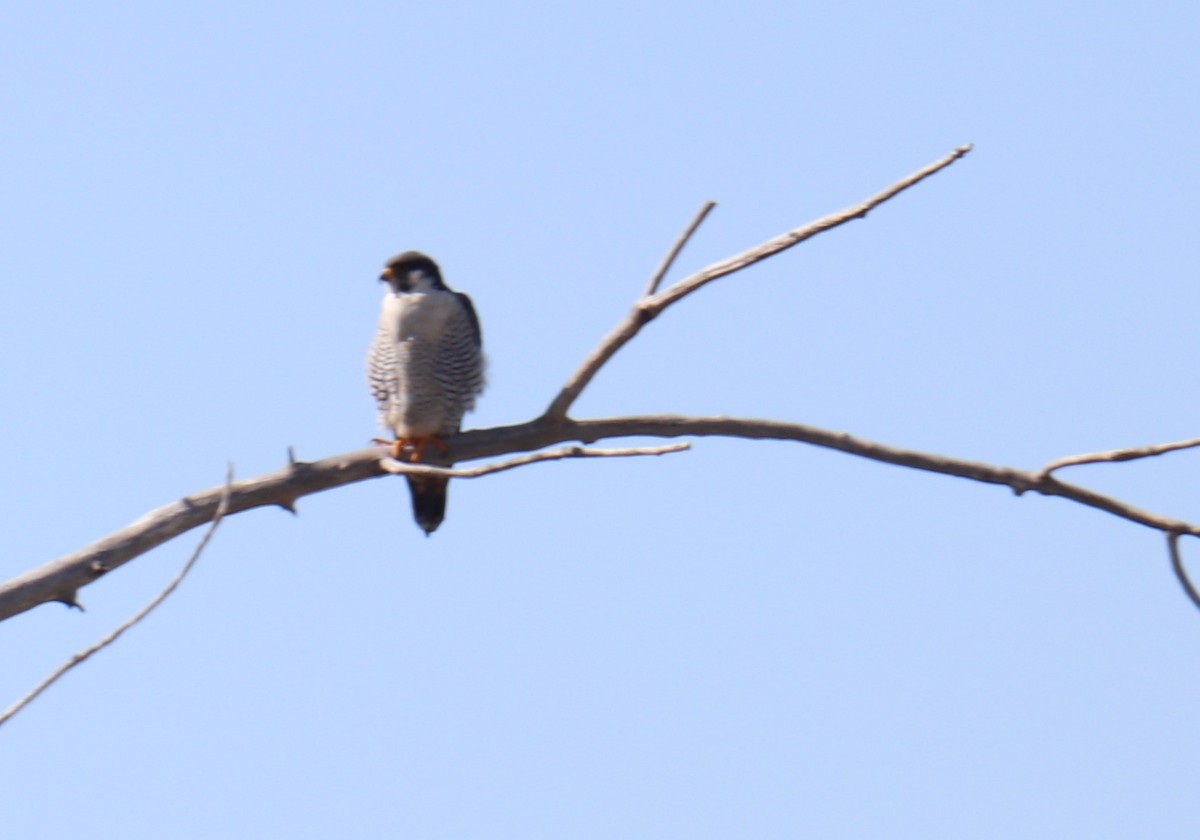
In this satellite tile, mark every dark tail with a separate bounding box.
[406,474,449,535]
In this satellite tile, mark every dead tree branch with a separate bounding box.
[542,144,974,423]
[0,468,234,728]
[5,412,1199,623]
[3,143,1198,624]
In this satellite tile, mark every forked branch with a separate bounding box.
[0,468,234,728]
[4,142,1199,630]
[542,144,974,422]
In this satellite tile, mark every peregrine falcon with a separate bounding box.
[367,251,484,534]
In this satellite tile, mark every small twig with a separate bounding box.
[1167,533,1200,613]
[0,466,235,729]
[380,443,691,478]
[1039,437,1200,479]
[641,201,717,298]
[543,145,973,422]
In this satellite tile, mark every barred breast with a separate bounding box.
[368,289,484,439]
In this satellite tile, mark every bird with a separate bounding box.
[367,251,484,534]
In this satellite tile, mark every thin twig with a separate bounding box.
[1039,437,1200,479]
[0,466,235,729]
[380,442,691,478]
[641,201,717,298]
[1167,533,1200,613]
[543,144,973,422]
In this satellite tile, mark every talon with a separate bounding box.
[372,437,414,460]
[373,437,404,459]
[405,436,449,462]
[373,436,448,462]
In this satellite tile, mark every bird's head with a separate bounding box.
[380,251,445,294]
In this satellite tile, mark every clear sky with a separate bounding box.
[3,2,1199,837]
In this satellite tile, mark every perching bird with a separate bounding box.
[367,251,484,534]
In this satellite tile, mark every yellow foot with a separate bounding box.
[373,436,449,462]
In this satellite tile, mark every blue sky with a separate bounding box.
[3,2,1200,837]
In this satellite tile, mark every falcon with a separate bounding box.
[367,251,484,534]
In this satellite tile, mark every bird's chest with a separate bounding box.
[383,291,456,345]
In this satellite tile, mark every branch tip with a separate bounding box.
[1168,533,1200,614]
[642,200,718,298]
[1039,436,1200,479]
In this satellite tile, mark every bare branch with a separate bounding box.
[0,450,385,623]
[641,201,717,298]
[380,443,691,478]
[0,467,234,729]
[1039,437,1200,479]
[651,144,974,310]
[559,415,1200,537]
[8,143,1196,622]
[8,407,1200,624]
[542,144,973,422]
[1167,533,1200,613]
